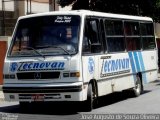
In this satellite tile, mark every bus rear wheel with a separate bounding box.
[132,75,143,97]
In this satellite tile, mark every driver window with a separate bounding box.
[82,18,101,53]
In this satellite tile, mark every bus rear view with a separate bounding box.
[2,13,84,107]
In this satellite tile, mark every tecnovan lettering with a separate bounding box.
[19,62,65,71]
[104,58,130,72]
[101,58,130,77]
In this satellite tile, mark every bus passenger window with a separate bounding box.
[142,37,155,50]
[107,37,125,52]
[105,19,125,52]
[124,22,139,36]
[141,22,155,50]
[124,21,141,51]
[126,38,141,51]
[141,23,154,35]
[105,20,123,35]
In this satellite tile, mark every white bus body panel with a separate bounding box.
[82,50,157,97]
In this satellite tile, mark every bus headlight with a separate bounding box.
[63,72,80,77]
[70,72,80,77]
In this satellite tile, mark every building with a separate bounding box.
[0,0,72,36]
[154,23,160,70]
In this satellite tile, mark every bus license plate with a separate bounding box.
[31,94,44,101]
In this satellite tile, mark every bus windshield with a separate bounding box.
[9,15,80,57]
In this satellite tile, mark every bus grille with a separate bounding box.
[17,72,60,80]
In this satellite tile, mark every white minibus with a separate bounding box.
[3,10,158,111]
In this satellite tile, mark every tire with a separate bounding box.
[84,84,94,112]
[19,102,30,111]
[132,75,143,97]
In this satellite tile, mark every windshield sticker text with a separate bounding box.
[101,58,130,77]
[55,16,71,23]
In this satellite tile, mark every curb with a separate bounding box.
[0,85,4,101]
[0,85,2,91]
[0,98,4,101]
[0,92,4,101]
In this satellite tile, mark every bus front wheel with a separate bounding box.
[84,84,94,111]
[19,102,30,111]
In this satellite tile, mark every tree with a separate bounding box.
[57,0,160,22]
[56,0,75,7]
[57,0,89,9]
[153,0,160,22]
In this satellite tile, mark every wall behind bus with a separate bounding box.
[0,37,10,85]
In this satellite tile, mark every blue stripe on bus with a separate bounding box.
[137,52,147,84]
[128,52,136,81]
[128,52,136,73]
[133,52,141,72]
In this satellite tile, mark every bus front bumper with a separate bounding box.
[2,82,87,102]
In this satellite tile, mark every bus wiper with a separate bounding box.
[23,47,45,59]
[54,46,71,56]
[38,45,71,56]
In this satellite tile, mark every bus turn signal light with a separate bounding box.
[70,72,80,77]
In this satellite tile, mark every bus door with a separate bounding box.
[81,18,104,90]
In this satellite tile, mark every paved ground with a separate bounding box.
[0,80,160,120]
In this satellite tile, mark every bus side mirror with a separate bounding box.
[91,43,102,53]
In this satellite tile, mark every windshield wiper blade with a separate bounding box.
[54,46,71,56]
[23,47,45,59]
[37,45,71,56]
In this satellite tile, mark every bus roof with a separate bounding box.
[19,10,153,22]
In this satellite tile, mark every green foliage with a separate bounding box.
[156,0,160,8]
[154,0,160,22]
[57,0,160,22]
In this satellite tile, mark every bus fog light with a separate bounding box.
[65,95,71,98]
[63,73,69,77]
[9,95,15,99]
[10,74,16,79]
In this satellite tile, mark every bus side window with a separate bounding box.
[82,25,91,53]
[105,19,125,52]
[100,19,106,51]
[124,22,139,36]
[124,21,141,51]
[141,22,155,50]
[82,18,102,53]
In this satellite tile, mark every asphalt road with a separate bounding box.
[0,80,160,120]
